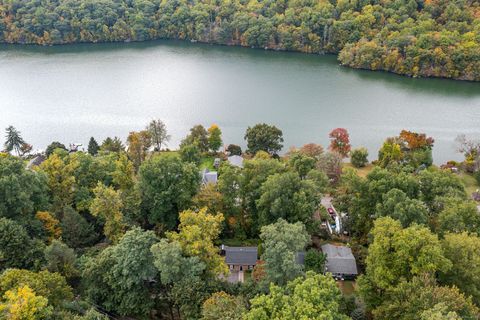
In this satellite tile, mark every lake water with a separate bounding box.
[1,40,479,163]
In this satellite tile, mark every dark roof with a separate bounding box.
[26,155,46,169]
[296,251,306,265]
[321,244,358,275]
[224,246,258,266]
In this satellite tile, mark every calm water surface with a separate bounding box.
[1,40,479,163]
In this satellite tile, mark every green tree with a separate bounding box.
[0,155,48,219]
[151,238,205,285]
[260,219,310,286]
[87,137,99,155]
[439,232,480,305]
[375,188,429,227]
[44,240,78,279]
[304,249,327,274]
[147,119,170,151]
[45,142,67,158]
[179,143,201,165]
[257,171,320,227]
[0,218,43,271]
[350,147,369,167]
[4,126,25,156]
[372,275,479,320]
[226,144,242,156]
[244,123,283,155]
[207,124,223,152]
[60,206,97,249]
[437,199,480,235]
[100,137,124,153]
[138,154,200,229]
[82,227,158,318]
[245,272,349,320]
[358,217,451,310]
[201,292,245,320]
[420,303,462,320]
[181,125,209,152]
[287,152,316,179]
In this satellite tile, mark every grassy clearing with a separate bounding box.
[344,163,375,178]
[200,155,215,171]
[458,172,479,196]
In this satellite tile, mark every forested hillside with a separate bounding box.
[0,0,479,80]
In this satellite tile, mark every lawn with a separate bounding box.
[344,163,375,178]
[200,155,215,171]
[458,172,479,196]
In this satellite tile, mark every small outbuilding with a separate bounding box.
[321,244,358,280]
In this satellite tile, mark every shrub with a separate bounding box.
[350,148,369,168]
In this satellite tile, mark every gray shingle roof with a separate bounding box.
[296,251,306,265]
[321,244,358,275]
[26,155,45,169]
[228,155,244,168]
[224,246,258,266]
[201,169,218,184]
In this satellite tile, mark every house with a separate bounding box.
[228,155,244,168]
[222,245,258,271]
[321,244,358,280]
[201,168,218,185]
[26,154,46,170]
[221,245,257,283]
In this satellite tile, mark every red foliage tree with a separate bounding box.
[328,128,351,158]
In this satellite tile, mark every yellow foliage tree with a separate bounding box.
[167,208,227,276]
[0,286,53,320]
[39,154,77,212]
[90,183,125,243]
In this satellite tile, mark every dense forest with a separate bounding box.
[0,0,479,80]
[1,122,480,319]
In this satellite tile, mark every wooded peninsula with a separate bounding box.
[1,0,479,80]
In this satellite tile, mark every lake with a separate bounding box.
[1,40,479,164]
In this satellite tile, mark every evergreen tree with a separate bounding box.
[87,137,99,155]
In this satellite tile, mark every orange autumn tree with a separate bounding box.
[36,211,62,242]
[399,130,434,150]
